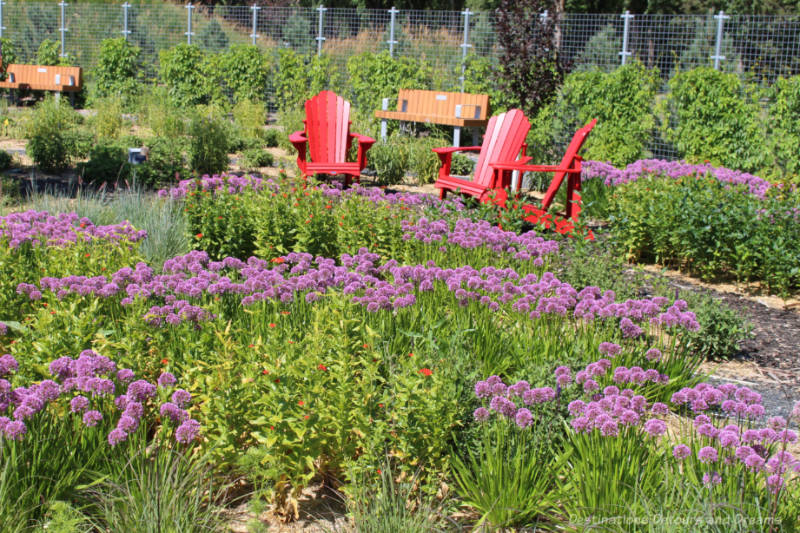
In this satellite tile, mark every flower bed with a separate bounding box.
[0,174,796,529]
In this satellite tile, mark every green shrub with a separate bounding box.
[36,39,61,66]
[91,38,141,104]
[0,38,18,81]
[25,97,79,173]
[198,19,229,52]
[408,137,449,185]
[77,141,130,185]
[158,44,222,108]
[187,110,229,175]
[232,99,267,141]
[239,148,273,169]
[660,67,769,173]
[137,136,188,187]
[346,51,431,112]
[451,153,474,176]
[768,76,800,180]
[368,136,409,185]
[89,97,125,139]
[681,293,750,360]
[141,86,186,139]
[219,45,270,103]
[263,129,280,148]
[272,50,340,111]
[461,53,508,113]
[64,128,94,160]
[536,62,659,167]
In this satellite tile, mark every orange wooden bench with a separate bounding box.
[0,64,83,102]
[374,89,489,146]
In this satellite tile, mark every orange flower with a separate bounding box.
[84,253,90,258]
[280,311,291,315]
[298,400,304,406]
[269,323,276,328]
[161,358,168,365]
[362,343,369,349]
[304,414,310,420]
[318,364,328,371]
[408,352,413,357]
[248,344,255,348]
[262,369,269,375]
[418,368,432,377]
[195,233,203,239]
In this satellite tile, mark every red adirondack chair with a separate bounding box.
[490,119,597,237]
[288,91,376,186]
[433,109,531,203]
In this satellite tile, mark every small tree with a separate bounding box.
[495,0,568,118]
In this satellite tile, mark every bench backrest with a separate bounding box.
[395,89,489,121]
[473,109,531,188]
[4,64,83,91]
[541,119,598,210]
[304,90,351,164]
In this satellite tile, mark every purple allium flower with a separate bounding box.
[4,419,26,440]
[600,420,619,437]
[583,379,599,392]
[515,408,533,428]
[474,380,491,398]
[117,415,139,433]
[82,410,103,427]
[598,342,622,357]
[116,368,135,382]
[644,419,667,437]
[175,418,201,444]
[171,389,191,408]
[673,444,691,460]
[108,428,128,447]
[124,401,143,420]
[473,407,490,422]
[126,380,157,402]
[702,471,722,486]
[735,446,755,461]
[568,400,586,416]
[0,354,19,376]
[766,474,785,494]
[70,395,89,413]
[651,402,669,415]
[745,454,765,471]
[157,372,176,388]
[644,348,662,361]
[768,416,787,430]
[0,322,6,336]
[719,431,739,448]
[698,446,719,463]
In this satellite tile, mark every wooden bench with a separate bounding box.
[0,64,83,103]
[374,89,489,146]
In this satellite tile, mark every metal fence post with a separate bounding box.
[122,3,131,40]
[620,10,633,65]
[459,8,472,91]
[316,5,327,56]
[59,2,68,58]
[250,4,260,45]
[539,9,548,23]
[387,7,398,57]
[185,3,195,45]
[711,10,729,69]
[0,1,5,39]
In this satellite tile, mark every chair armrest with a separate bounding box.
[288,131,307,145]
[351,133,376,169]
[432,146,482,155]
[350,133,376,147]
[490,161,580,173]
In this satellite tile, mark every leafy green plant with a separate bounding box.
[36,38,62,66]
[187,109,229,176]
[137,136,188,187]
[77,141,131,185]
[660,67,769,173]
[141,86,186,139]
[91,38,141,104]
[367,136,409,185]
[450,153,474,176]
[768,75,800,181]
[680,293,750,360]
[0,150,12,171]
[452,419,564,528]
[346,50,432,112]
[239,148,273,170]
[89,97,125,139]
[232,98,267,142]
[407,136,449,185]
[219,45,270,104]
[158,44,222,108]
[272,50,341,112]
[25,96,79,173]
[0,38,18,81]
[198,19,228,53]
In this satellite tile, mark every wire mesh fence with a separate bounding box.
[3,3,800,160]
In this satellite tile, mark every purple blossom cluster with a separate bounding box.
[157,174,267,199]
[473,375,556,428]
[670,382,767,418]
[0,210,147,249]
[401,217,558,263]
[583,159,774,199]
[0,322,6,336]
[574,357,669,394]
[21,247,697,335]
[0,351,199,446]
[568,384,668,437]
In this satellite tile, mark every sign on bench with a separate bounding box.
[374,89,490,146]
[0,64,83,102]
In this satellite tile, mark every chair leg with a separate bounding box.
[439,188,447,200]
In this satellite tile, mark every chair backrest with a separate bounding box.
[304,91,351,164]
[541,119,597,209]
[472,109,531,187]
[394,89,489,121]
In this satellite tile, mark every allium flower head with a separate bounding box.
[157,372,177,388]
[698,446,719,463]
[175,418,201,444]
[673,446,691,461]
[171,389,192,407]
[70,395,89,413]
[473,407,490,422]
[644,419,667,437]
[82,410,103,427]
[515,408,533,428]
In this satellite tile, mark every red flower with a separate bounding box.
[248,344,255,348]
[84,253,91,258]
[262,369,269,375]
[271,257,285,264]
[378,403,384,408]
[269,323,276,328]
[195,233,203,239]
[161,358,168,365]
[298,400,304,406]
[418,368,432,377]
[304,414,310,420]
[318,364,328,371]
[362,343,369,349]
[274,378,280,383]
[377,468,382,475]
[408,352,413,357]
[280,311,291,315]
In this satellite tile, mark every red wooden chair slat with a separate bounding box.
[434,108,531,202]
[290,91,375,186]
